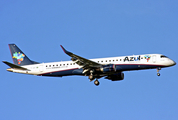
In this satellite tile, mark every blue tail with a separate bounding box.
[8,44,39,66]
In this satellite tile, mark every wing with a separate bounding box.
[60,45,102,69]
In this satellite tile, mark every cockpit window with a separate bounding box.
[160,55,168,58]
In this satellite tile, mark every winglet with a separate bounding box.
[60,45,73,56]
[60,45,67,53]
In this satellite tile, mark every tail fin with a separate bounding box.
[8,44,39,66]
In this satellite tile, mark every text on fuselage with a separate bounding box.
[124,56,141,62]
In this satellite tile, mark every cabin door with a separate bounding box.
[152,55,156,63]
[39,64,43,72]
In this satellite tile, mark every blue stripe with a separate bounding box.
[115,64,166,71]
[40,64,166,77]
[40,68,84,77]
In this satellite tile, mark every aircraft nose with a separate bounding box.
[171,60,176,66]
[173,61,176,65]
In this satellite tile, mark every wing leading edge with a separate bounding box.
[60,45,101,68]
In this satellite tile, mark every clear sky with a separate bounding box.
[1,0,178,120]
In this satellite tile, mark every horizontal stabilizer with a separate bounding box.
[2,61,29,70]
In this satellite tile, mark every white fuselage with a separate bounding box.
[7,54,176,76]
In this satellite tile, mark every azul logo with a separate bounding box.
[124,56,140,62]
[144,55,151,62]
[124,55,151,62]
[13,52,25,64]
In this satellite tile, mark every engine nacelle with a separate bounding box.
[105,73,124,81]
[100,64,116,73]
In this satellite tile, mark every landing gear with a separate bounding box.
[89,70,95,81]
[157,73,160,76]
[88,70,100,86]
[94,79,100,86]
[89,75,95,81]
[157,67,161,76]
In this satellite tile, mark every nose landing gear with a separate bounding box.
[157,68,161,76]
[157,73,160,76]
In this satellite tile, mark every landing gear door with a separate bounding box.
[152,55,156,63]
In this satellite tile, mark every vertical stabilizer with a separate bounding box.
[8,44,38,66]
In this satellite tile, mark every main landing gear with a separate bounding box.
[157,67,161,76]
[88,70,95,81]
[89,76,100,86]
[89,77,100,86]
[94,79,100,86]
[88,70,100,86]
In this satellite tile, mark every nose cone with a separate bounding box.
[173,61,176,66]
[171,60,176,66]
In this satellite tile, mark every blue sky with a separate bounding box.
[0,0,178,120]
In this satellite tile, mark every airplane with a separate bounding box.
[3,44,176,86]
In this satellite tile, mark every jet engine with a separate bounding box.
[105,73,124,81]
[100,64,116,73]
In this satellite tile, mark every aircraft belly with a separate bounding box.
[116,64,140,71]
[72,68,84,75]
[116,64,165,71]
[41,68,84,77]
